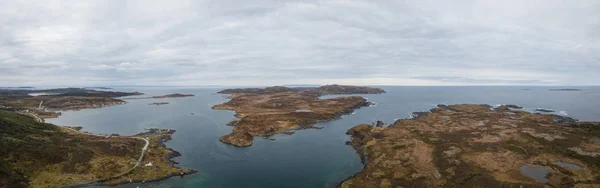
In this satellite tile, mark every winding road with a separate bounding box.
[61,127,151,187]
[109,137,149,179]
[29,113,153,187]
[133,137,150,167]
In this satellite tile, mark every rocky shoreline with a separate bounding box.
[98,170,198,187]
[64,129,196,188]
[339,104,600,187]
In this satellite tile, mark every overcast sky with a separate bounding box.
[1,0,599,86]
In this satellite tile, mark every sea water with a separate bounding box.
[47,86,600,188]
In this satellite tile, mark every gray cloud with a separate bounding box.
[1,0,599,86]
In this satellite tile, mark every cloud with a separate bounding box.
[0,0,599,86]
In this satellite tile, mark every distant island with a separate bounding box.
[83,87,113,90]
[212,85,385,147]
[124,93,195,100]
[0,86,35,89]
[149,102,169,106]
[549,89,583,91]
[340,104,600,187]
[0,110,195,188]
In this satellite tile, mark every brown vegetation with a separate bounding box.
[341,104,600,187]
[212,85,385,147]
[0,88,142,120]
[0,110,193,188]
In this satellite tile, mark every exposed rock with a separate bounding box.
[568,147,600,157]
[553,115,578,123]
[346,124,373,138]
[374,120,386,127]
[496,105,510,111]
[522,130,566,141]
[535,108,555,113]
[410,111,429,119]
[505,104,523,109]
[219,131,253,147]
[443,146,462,157]
[226,120,239,126]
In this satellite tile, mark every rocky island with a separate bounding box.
[123,93,195,100]
[549,89,583,91]
[341,104,600,187]
[0,110,194,188]
[149,102,170,106]
[212,85,385,147]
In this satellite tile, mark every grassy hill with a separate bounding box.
[0,110,142,187]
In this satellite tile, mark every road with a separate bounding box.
[108,137,149,179]
[25,107,154,187]
[18,111,43,123]
[61,127,151,187]
[133,137,150,167]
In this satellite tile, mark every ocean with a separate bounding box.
[46,86,600,188]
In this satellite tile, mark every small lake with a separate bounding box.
[520,165,550,183]
[556,161,581,169]
[47,86,600,188]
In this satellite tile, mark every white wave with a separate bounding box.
[558,111,568,116]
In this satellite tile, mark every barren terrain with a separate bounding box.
[212,85,385,147]
[341,104,600,187]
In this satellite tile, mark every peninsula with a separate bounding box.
[0,88,142,120]
[212,85,385,147]
[0,110,195,188]
[341,104,600,187]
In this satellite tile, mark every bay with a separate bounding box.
[46,86,600,188]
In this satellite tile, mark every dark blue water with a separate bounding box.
[46,86,600,188]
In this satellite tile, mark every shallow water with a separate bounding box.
[46,86,600,188]
[520,165,550,183]
[556,161,581,169]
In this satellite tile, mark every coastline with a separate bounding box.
[62,129,197,188]
[212,85,386,147]
[10,90,198,187]
[254,101,376,141]
[337,104,600,187]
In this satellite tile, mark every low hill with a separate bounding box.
[0,110,193,187]
[341,104,600,187]
[0,110,142,187]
